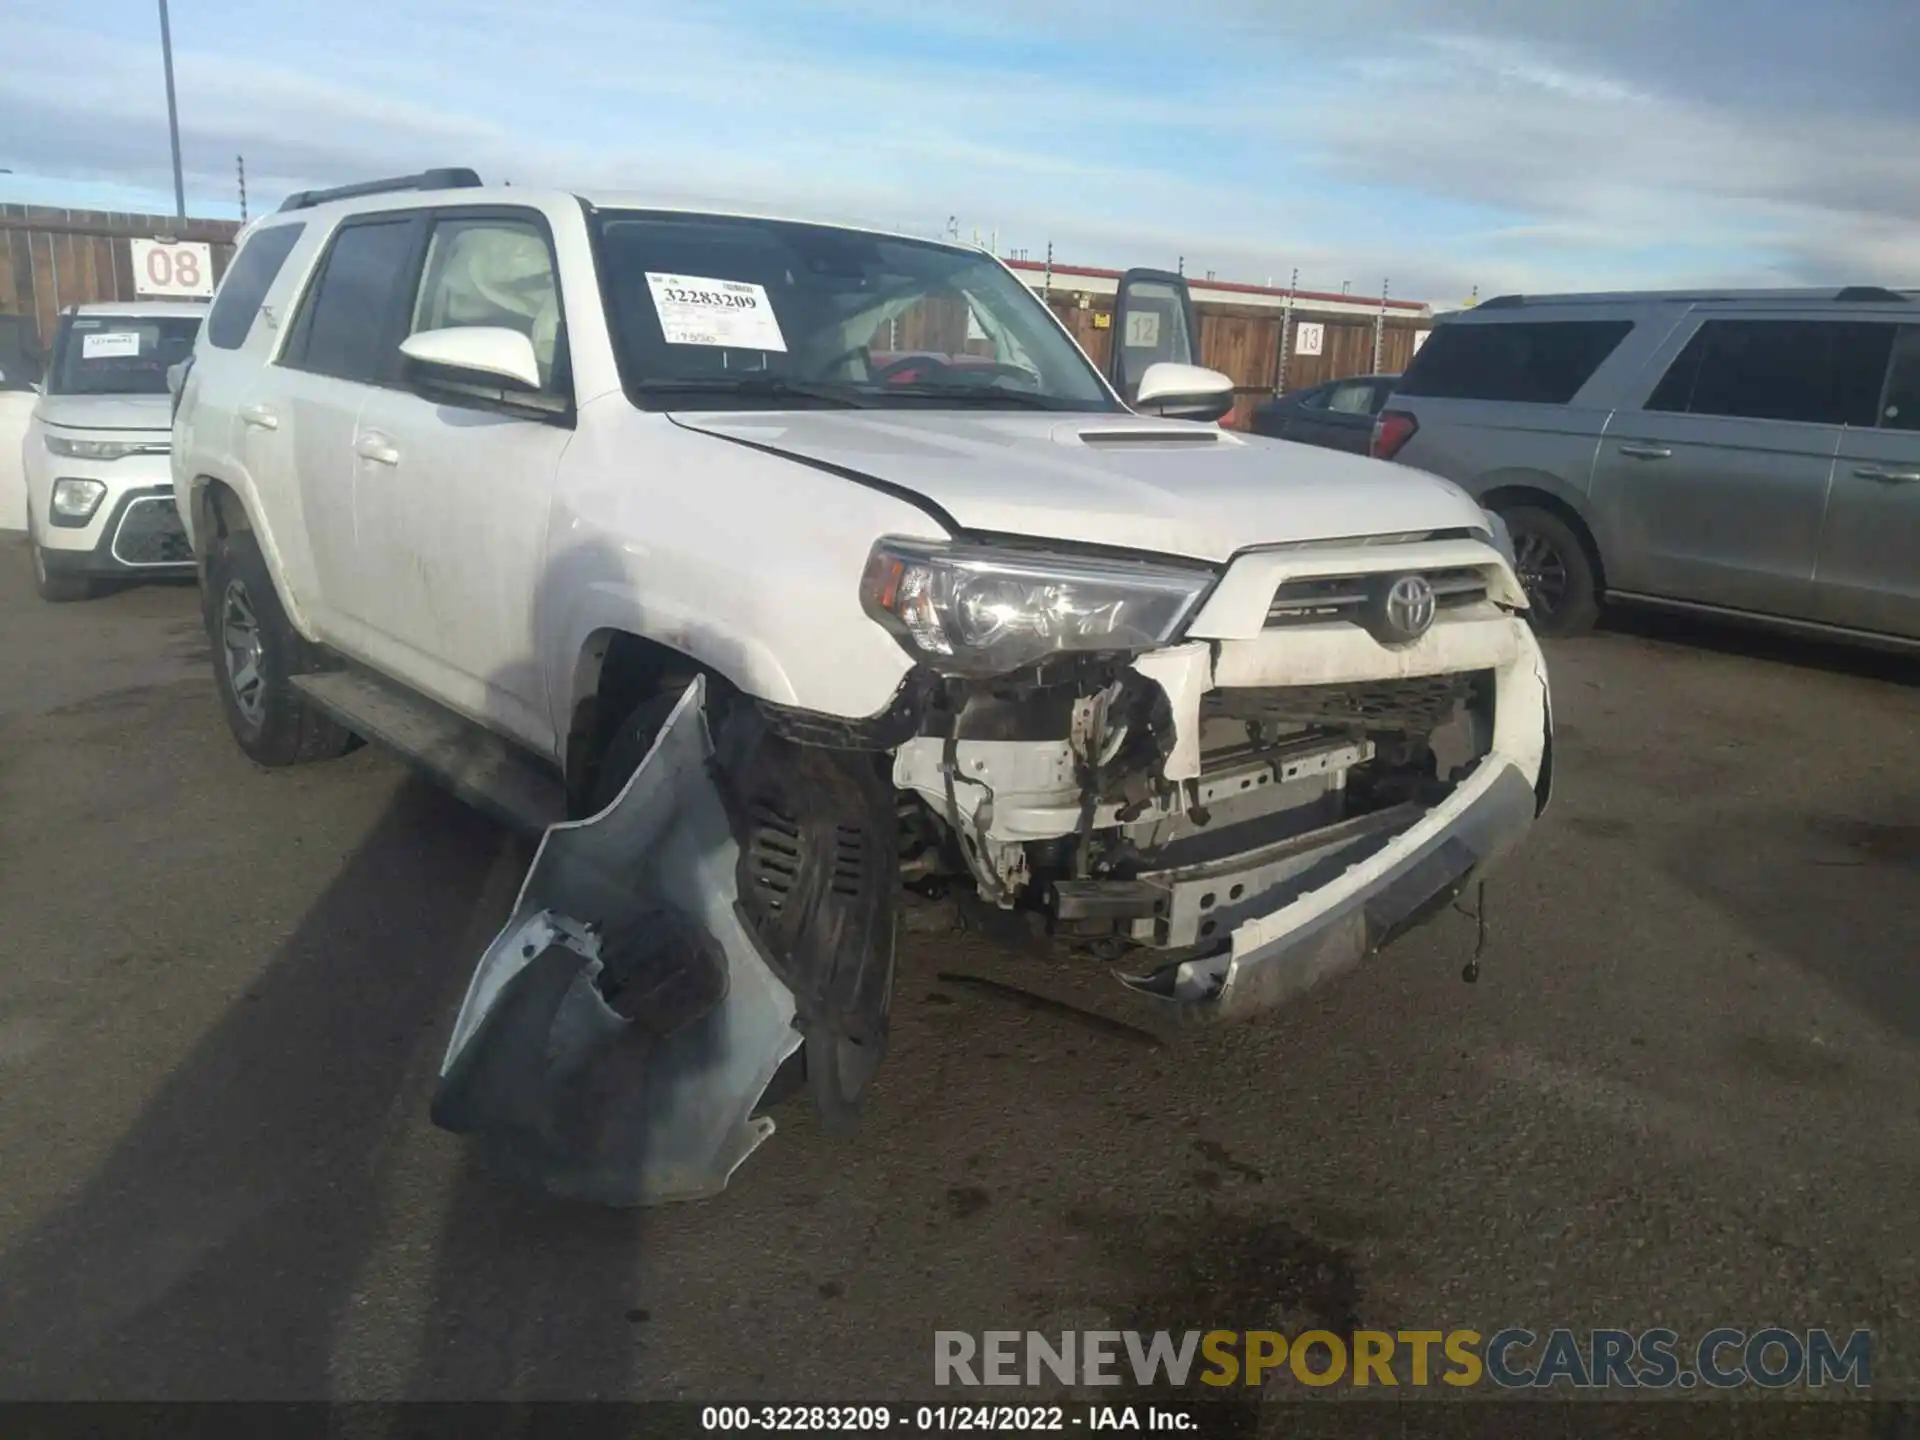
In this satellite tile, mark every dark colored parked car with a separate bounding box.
[1250,373,1399,453]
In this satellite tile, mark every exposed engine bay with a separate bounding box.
[888,655,1496,990]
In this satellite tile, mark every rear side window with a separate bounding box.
[206,223,303,350]
[1879,326,1920,431]
[285,217,419,383]
[1396,319,1634,404]
[1646,319,1894,427]
[1326,380,1378,414]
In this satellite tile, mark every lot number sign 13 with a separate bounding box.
[131,239,215,299]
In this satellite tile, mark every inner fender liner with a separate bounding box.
[431,678,803,1207]
[717,709,899,1133]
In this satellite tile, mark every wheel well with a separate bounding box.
[564,630,734,813]
[1480,484,1607,593]
[193,478,251,549]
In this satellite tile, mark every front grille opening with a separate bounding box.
[1205,673,1476,735]
[1266,566,1488,627]
[112,497,193,566]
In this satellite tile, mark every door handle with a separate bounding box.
[1854,465,1920,484]
[355,431,400,467]
[1617,443,1671,460]
[239,404,278,430]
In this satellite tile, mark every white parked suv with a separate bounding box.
[173,170,1553,1205]
[25,301,203,601]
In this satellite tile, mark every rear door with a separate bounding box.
[1310,377,1387,454]
[1815,324,1920,637]
[1252,382,1326,441]
[1590,317,1893,618]
[1385,313,1636,504]
[271,213,424,641]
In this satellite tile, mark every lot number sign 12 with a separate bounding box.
[131,239,215,299]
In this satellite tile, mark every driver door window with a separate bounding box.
[408,217,568,397]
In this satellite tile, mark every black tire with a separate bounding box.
[1499,504,1601,637]
[29,535,98,603]
[204,525,355,766]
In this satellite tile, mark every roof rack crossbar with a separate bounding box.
[278,168,483,213]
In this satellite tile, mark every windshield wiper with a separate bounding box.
[869,385,1073,410]
[634,376,877,407]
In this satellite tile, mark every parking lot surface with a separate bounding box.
[0,538,1916,1403]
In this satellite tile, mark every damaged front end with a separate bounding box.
[435,532,1552,1205]
[888,531,1555,1020]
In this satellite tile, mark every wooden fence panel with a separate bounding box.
[0,207,242,352]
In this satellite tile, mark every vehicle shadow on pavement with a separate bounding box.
[0,769,653,1399]
[0,529,719,1399]
[1599,605,1920,686]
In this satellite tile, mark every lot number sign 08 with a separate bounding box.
[131,239,215,299]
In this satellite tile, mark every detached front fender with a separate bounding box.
[431,677,803,1206]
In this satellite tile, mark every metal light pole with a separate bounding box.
[158,0,186,218]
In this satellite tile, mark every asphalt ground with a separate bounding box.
[0,537,1916,1415]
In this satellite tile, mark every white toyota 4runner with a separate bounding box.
[173,170,1553,1206]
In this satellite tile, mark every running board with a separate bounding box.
[291,670,567,837]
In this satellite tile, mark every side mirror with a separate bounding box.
[166,361,187,398]
[400,326,541,392]
[1133,361,1235,424]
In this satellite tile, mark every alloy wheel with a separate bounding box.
[220,579,267,728]
[1512,529,1571,621]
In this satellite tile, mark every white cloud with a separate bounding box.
[4,0,1919,295]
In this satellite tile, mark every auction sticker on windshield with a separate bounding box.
[645,273,787,352]
[82,331,143,359]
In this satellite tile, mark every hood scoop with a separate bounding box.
[1068,425,1227,447]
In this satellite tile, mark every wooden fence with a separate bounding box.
[1047,295,1426,431]
[0,206,243,355]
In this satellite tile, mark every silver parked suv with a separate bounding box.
[1371,287,1920,645]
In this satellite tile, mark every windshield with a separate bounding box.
[589,210,1118,412]
[47,314,202,397]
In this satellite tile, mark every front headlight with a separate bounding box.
[46,436,148,461]
[50,477,108,521]
[860,540,1214,676]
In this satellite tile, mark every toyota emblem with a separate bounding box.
[1372,573,1438,645]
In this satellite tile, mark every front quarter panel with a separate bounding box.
[544,396,951,724]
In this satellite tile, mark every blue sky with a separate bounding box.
[4,0,1917,303]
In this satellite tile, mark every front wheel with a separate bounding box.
[29,535,98,603]
[204,525,356,766]
[1500,504,1601,637]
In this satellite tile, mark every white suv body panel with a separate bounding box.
[545,394,950,733]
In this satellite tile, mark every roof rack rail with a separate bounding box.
[1833,285,1910,302]
[278,168,483,213]
[1478,294,1525,309]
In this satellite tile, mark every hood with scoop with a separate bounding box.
[668,409,1484,562]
